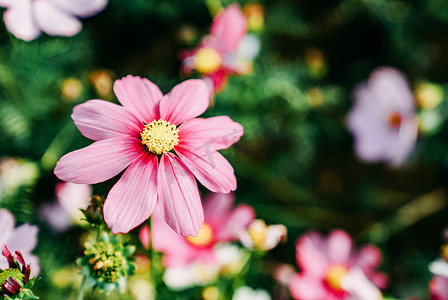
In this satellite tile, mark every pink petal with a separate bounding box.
[159,79,209,125]
[289,273,331,300]
[72,99,142,141]
[0,209,14,244]
[113,75,163,123]
[151,208,202,267]
[3,0,41,41]
[211,4,247,53]
[33,0,82,37]
[7,224,38,253]
[296,232,329,277]
[25,253,40,277]
[369,67,415,114]
[48,0,107,17]
[175,145,236,193]
[104,153,158,234]
[356,245,382,271]
[0,0,14,8]
[178,116,244,151]
[56,182,92,215]
[157,152,203,237]
[215,204,254,241]
[327,230,353,264]
[54,137,145,184]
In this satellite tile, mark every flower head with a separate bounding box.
[0,210,39,277]
[152,193,254,267]
[40,182,92,232]
[0,0,108,41]
[180,4,251,95]
[238,219,287,252]
[0,245,38,299]
[77,232,136,293]
[289,230,387,300]
[54,76,244,237]
[346,67,418,166]
[429,232,448,300]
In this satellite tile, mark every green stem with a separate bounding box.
[361,187,447,244]
[77,275,87,300]
[149,219,158,298]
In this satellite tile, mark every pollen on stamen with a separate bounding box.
[140,119,180,155]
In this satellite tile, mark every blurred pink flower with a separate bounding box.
[54,75,243,237]
[347,67,418,166]
[430,275,448,300]
[39,182,91,231]
[0,0,108,41]
[289,230,388,300]
[180,4,248,94]
[0,209,39,277]
[152,193,254,267]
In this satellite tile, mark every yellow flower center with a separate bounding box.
[325,264,348,292]
[388,111,402,128]
[186,223,214,247]
[442,243,448,262]
[194,47,222,74]
[248,219,268,249]
[140,119,179,155]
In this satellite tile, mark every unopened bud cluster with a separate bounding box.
[77,233,135,293]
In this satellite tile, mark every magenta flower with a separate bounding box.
[289,230,387,300]
[0,0,108,41]
[430,275,448,300]
[181,4,248,94]
[0,209,39,277]
[0,245,36,297]
[54,76,243,237]
[346,67,418,166]
[152,193,254,267]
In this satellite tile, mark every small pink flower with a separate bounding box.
[430,275,448,300]
[39,182,91,232]
[347,67,418,166]
[0,209,39,277]
[152,193,254,267]
[0,0,108,41]
[289,230,387,300]
[181,4,248,94]
[54,76,244,237]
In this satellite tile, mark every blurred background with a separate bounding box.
[1,0,448,299]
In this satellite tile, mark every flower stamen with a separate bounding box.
[140,119,180,155]
[325,264,348,292]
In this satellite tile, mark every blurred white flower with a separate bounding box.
[239,219,287,251]
[0,157,39,198]
[232,286,271,300]
[163,263,220,290]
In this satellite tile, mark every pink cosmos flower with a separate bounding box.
[152,193,254,267]
[289,230,388,300]
[0,0,108,41]
[346,67,418,166]
[39,182,91,232]
[180,4,248,94]
[0,209,39,277]
[54,76,243,237]
[430,275,448,300]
